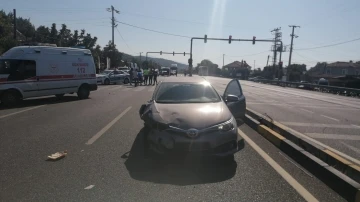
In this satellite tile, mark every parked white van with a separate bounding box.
[0,46,98,106]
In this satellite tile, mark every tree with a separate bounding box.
[34,26,50,43]
[102,41,122,68]
[287,64,307,82]
[16,17,35,40]
[49,23,58,44]
[58,24,72,47]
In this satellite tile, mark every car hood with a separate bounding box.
[148,102,232,130]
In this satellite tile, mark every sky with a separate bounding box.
[2,0,360,69]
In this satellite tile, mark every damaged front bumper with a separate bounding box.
[146,126,244,157]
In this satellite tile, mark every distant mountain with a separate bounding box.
[121,53,188,70]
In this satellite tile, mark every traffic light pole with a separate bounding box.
[145,51,190,61]
[188,37,283,76]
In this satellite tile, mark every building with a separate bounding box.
[308,61,360,87]
[223,60,251,79]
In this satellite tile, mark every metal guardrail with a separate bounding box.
[254,79,360,95]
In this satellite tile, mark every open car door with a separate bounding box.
[223,79,246,124]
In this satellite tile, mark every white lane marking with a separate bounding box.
[0,105,44,119]
[352,124,360,129]
[320,115,340,122]
[110,86,123,91]
[305,133,360,141]
[122,87,131,91]
[300,109,314,114]
[134,86,146,91]
[86,106,132,145]
[341,142,360,155]
[97,86,113,91]
[84,185,95,190]
[281,122,360,129]
[237,128,318,202]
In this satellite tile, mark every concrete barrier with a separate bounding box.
[245,109,360,202]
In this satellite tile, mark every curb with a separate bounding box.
[245,111,360,202]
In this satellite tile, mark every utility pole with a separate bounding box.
[223,54,225,68]
[107,6,120,46]
[254,60,255,70]
[140,52,143,68]
[288,25,300,67]
[13,9,16,40]
[266,55,270,66]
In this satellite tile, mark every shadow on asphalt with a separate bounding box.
[123,128,237,186]
[0,95,81,110]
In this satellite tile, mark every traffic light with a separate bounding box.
[173,51,175,56]
[184,52,185,56]
[279,61,283,68]
[253,36,256,45]
[160,51,162,55]
[229,35,232,44]
[204,34,207,43]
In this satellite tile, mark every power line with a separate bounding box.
[226,51,269,58]
[115,20,191,38]
[116,27,133,53]
[296,37,360,50]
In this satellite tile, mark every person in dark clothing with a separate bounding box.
[153,69,158,85]
[129,67,134,85]
[148,69,153,85]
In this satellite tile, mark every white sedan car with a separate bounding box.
[96,70,130,85]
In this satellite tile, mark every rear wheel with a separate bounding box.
[124,78,129,84]
[1,90,21,107]
[77,85,90,99]
[55,94,65,99]
[104,79,110,85]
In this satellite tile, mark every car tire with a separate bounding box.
[1,90,21,107]
[77,85,90,99]
[104,79,110,85]
[55,94,65,99]
[123,78,129,84]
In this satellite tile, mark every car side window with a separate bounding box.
[225,80,242,97]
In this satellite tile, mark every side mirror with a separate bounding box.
[139,104,147,116]
[225,94,239,103]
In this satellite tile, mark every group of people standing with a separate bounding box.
[129,67,158,87]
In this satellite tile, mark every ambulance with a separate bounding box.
[0,46,98,106]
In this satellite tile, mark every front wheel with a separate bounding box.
[77,85,90,99]
[123,78,129,84]
[1,91,21,107]
[104,79,110,85]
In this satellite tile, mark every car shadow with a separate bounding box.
[123,128,237,186]
[0,95,81,110]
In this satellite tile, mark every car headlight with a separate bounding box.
[217,118,235,131]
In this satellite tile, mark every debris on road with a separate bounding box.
[47,150,68,161]
[84,185,95,190]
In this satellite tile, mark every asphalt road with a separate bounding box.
[0,76,346,202]
[206,76,360,163]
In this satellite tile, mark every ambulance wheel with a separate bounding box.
[1,90,21,107]
[55,94,65,99]
[104,79,110,85]
[77,85,90,99]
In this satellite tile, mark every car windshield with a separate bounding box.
[155,82,221,103]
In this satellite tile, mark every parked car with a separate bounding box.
[0,46,97,106]
[96,70,130,85]
[139,77,246,161]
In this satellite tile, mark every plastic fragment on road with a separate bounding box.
[84,185,95,190]
[47,150,68,161]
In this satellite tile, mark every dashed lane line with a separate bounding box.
[0,105,44,119]
[85,106,132,145]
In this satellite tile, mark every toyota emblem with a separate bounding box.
[186,128,199,138]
